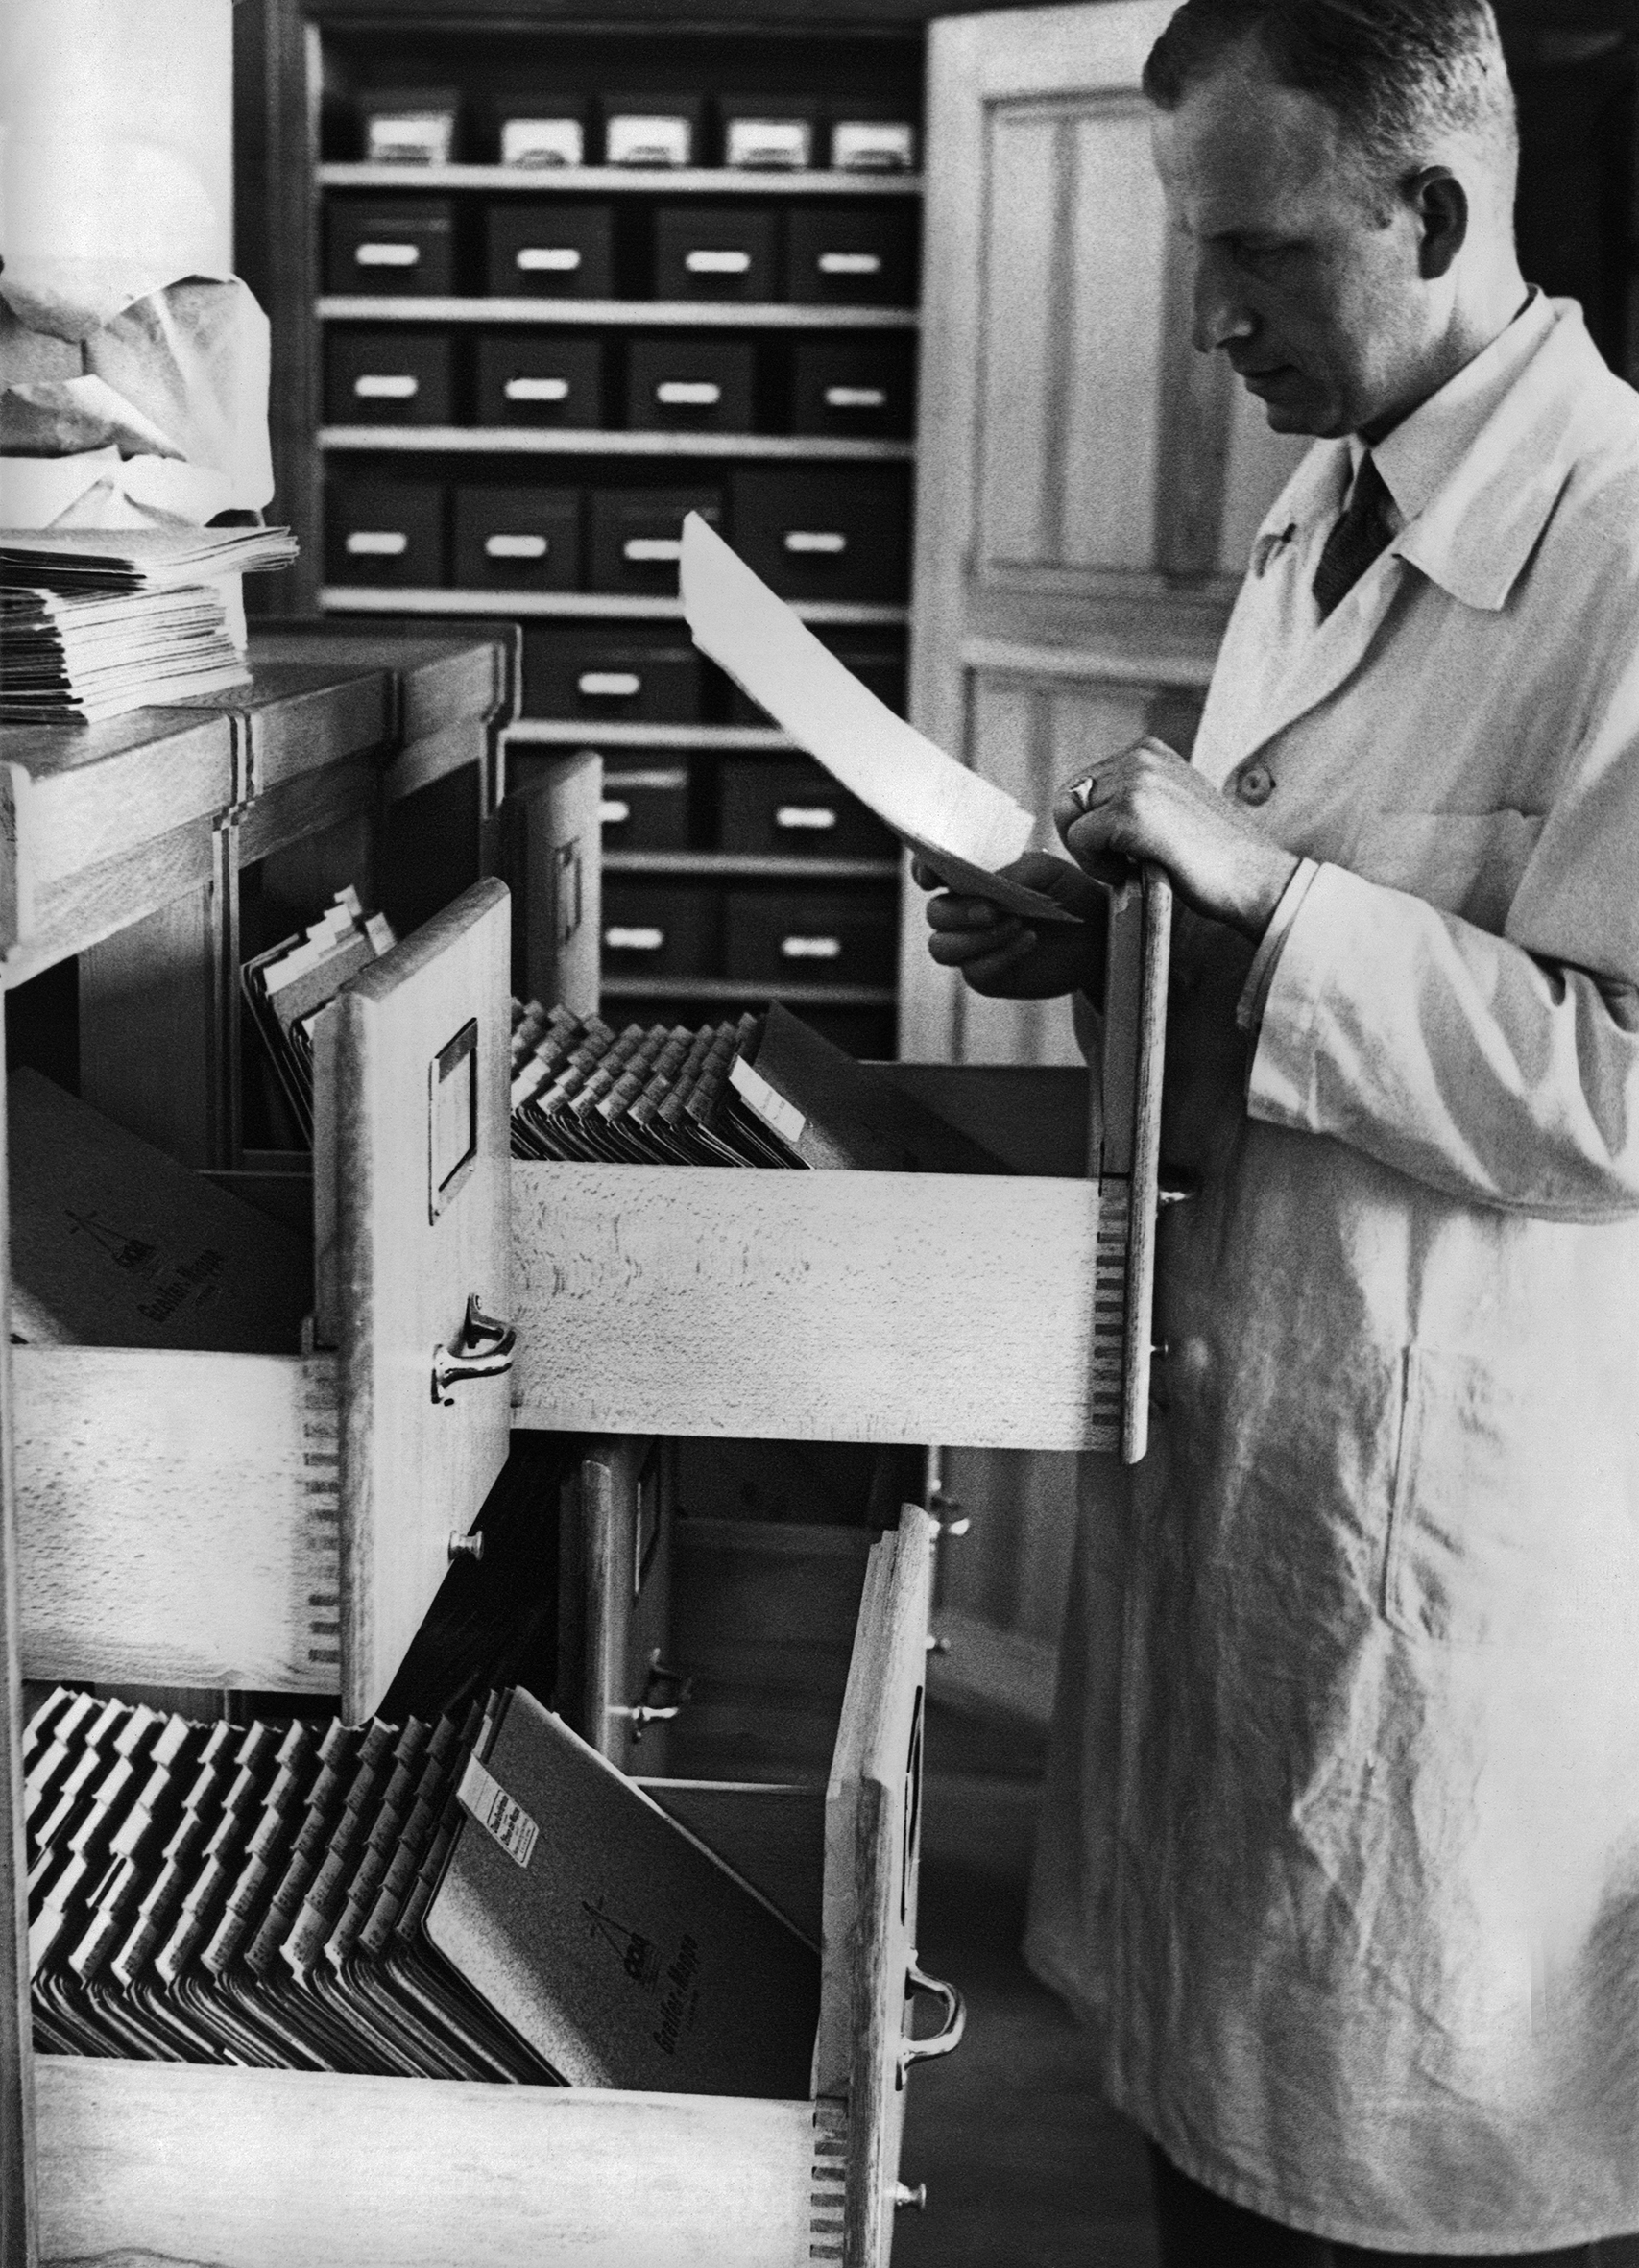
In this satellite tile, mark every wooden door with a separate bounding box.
[904,0,1308,1069]
[313,877,514,1721]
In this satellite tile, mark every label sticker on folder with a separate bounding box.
[457,1756,540,1870]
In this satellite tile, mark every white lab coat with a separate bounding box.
[1024,301,1639,2250]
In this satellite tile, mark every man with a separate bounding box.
[924,3,1639,2259]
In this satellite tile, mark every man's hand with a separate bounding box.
[915,852,1106,1000]
[1052,737,1298,939]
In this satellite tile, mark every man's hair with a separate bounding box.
[1143,1,1518,187]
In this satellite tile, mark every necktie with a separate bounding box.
[1312,453,1396,619]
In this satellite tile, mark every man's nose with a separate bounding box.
[1190,248,1256,354]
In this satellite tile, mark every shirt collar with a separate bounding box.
[1250,292,1585,610]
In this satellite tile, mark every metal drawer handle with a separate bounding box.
[624,536,683,562]
[504,375,570,402]
[484,533,548,560]
[781,934,842,960]
[783,530,847,555]
[686,248,752,274]
[775,805,838,832]
[432,1295,517,1406]
[825,385,886,410]
[345,530,409,557]
[818,252,882,276]
[600,798,632,825]
[901,1959,966,2079]
[606,925,664,953]
[656,380,721,407]
[355,241,422,267]
[353,374,419,400]
[579,671,641,697]
[517,246,582,272]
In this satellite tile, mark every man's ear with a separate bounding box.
[1410,167,1469,279]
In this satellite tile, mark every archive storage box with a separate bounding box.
[602,881,719,979]
[789,338,916,439]
[727,469,912,604]
[625,337,757,432]
[326,198,458,296]
[324,329,454,425]
[326,480,446,586]
[588,486,724,594]
[522,624,701,722]
[485,202,615,298]
[599,762,692,851]
[719,758,897,861]
[473,334,604,425]
[785,206,918,304]
[451,485,581,592]
[723,885,897,988]
[653,205,781,300]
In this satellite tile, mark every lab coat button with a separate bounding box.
[1237,763,1275,807]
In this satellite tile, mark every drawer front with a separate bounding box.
[654,205,781,300]
[724,886,897,987]
[485,201,615,298]
[326,482,446,586]
[325,198,456,295]
[727,634,905,728]
[625,338,757,433]
[588,486,724,593]
[719,759,897,862]
[789,338,916,439]
[785,206,918,305]
[474,334,604,425]
[324,330,453,425]
[451,485,581,591]
[726,469,911,604]
[823,1506,943,2268]
[602,881,719,978]
[600,762,692,851]
[523,627,702,722]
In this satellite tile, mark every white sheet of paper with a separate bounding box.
[680,512,1079,923]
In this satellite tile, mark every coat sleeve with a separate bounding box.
[1247,656,1639,1220]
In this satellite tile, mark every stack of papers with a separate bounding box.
[0,524,298,724]
[241,887,398,1146]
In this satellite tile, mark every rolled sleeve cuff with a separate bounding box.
[1236,857,1321,1037]
[1244,861,1367,1130]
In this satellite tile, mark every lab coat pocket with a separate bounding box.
[1348,809,1544,931]
[1385,1345,1539,1646]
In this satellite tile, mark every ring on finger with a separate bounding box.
[1067,776,1099,812]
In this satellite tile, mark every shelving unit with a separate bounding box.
[320,427,914,459]
[319,162,924,196]
[322,587,906,623]
[319,295,918,327]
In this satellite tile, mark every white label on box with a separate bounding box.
[501,117,584,168]
[607,115,691,167]
[817,252,882,277]
[504,375,570,403]
[781,934,843,960]
[605,926,664,953]
[655,381,721,406]
[457,1757,539,1870]
[825,386,887,410]
[624,537,682,562]
[355,241,422,267]
[775,805,838,832]
[353,374,420,399]
[599,798,632,825]
[685,249,750,276]
[485,533,549,559]
[365,113,454,165]
[831,121,917,172]
[725,118,811,170]
[730,1054,807,1146]
[517,246,582,273]
[580,671,641,698]
[345,530,409,557]
[783,530,847,555]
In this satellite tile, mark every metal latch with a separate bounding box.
[432,1295,517,1406]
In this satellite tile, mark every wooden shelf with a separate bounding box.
[322,588,909,627]
[319,426,914,461]
[320,162,922,198]
[505,720,793,751]
[604,852,900,881]
[600,975,896,1008]
[318,296,918,329]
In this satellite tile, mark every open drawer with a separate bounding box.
[13,880,514,1721]
[33,1506,950,2268]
